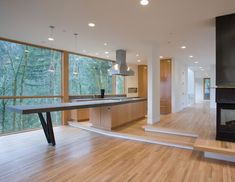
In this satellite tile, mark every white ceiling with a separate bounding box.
[0,0,235,69]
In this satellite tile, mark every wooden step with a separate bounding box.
[143,125,199,138]
[194,138,235,157]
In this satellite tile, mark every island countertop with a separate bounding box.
[7,97,147,114]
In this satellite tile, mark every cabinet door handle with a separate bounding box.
[107,108,111,110]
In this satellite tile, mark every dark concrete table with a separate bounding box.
[7,98,146,146]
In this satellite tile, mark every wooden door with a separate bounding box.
[138,65,148,98]
[160,59,172,114]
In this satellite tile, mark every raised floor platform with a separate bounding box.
[69,102,235,162]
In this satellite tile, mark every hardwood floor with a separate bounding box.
[156,102,216,140]
[115,102,235,156]
[0,125,235,182]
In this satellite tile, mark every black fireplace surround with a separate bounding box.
[216,13,235,142]
[216,88,235,142]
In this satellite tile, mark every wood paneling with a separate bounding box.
[61,52,70,125]
[0,96,62,99]
[160,59,172,114]
[138,65,148,98]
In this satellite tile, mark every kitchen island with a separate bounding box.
[89,98,147,130]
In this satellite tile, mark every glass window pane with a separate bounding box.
[0,98,61,134]
[0,40,62,96]
[69,54,113,95]
[116,76,125,94]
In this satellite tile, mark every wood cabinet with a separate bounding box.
[70,109,89,122]
[90,101,147,130]
[160,59,172,114]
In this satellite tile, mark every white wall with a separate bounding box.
[172,58,188,113]
[125,64,138,97]
[194,64,215,107]
[195,78,203,103]
[187,68,195,106]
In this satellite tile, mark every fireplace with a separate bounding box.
[215,13,235,142]
[216,88,235,142]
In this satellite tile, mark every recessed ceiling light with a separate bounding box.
[48,37,54,41]
[104,43,108,46]
[181,46,186,49]
[199,67,203,69]
[137,59,141,63]
[105,51,109,54]
[136,54,139,57]
[140,0,149,6]
[88,23,95,27]
[160,56,164,59]
[194,61,198,64]
[189,55,194,58]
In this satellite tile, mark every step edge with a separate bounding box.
[69,122,194,150]
[194,144,235,157]
[143,126,199,138]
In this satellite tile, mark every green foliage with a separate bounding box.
[0,40,125,134]
[0,40,61,134]
[116,76,125,94]
[69,54,113,95]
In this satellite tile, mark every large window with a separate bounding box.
[116,76,125,94]
[0,40,62,134]
[69,54,113,95]
[0,39,126,134]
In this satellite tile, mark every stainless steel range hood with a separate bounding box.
[109,50,134,76]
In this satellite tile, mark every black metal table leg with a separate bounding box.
[38,112,56,146]
[38,113,51,144]
[46,112,56,146]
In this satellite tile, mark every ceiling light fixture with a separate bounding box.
[73,33,79,75]
[140,0,149,6]
[160,56,164,59]
[105,51,109,54]
[48,26,56,73]
[74,33,78,51]
[181,46,186,49]
[48,25,55,41]
[137,59,141,63]
[88,23,95,27]
[194,61,198,64]
[136,54,139,57]
[104,43,108,46]
[189,55,194,58]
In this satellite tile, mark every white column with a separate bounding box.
[147,46,160,124]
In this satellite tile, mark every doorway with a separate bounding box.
[203,78,210,100]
